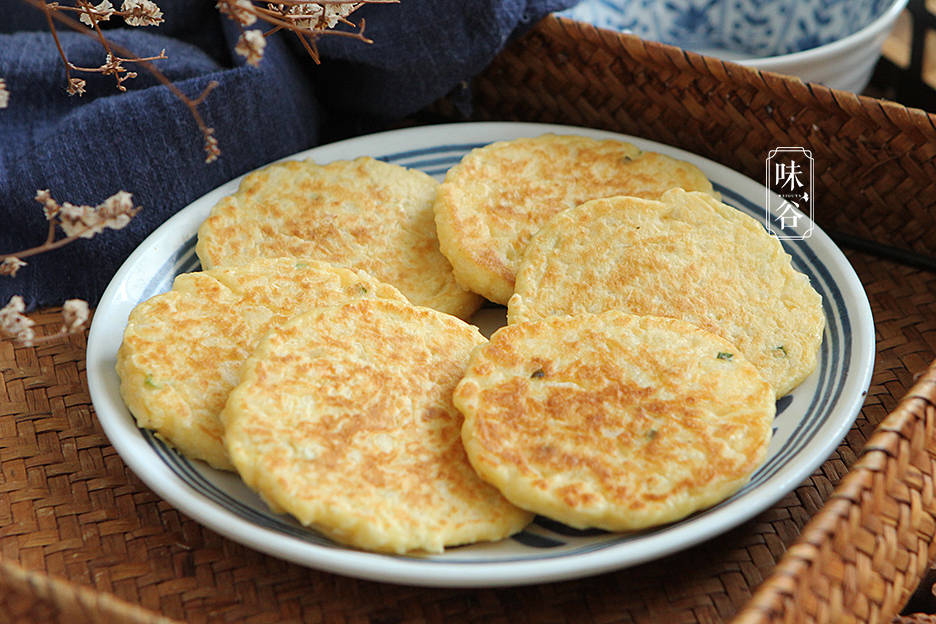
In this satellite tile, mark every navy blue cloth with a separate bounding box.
[0,0,572,309]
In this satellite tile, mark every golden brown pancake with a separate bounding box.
[221,298,533,553]
[455,311,775,531]
[433,134,716,304]
[508,189,824,396]
[196,157,482,319]
[116,257,407,470]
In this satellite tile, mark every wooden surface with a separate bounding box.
[881,3,936,92]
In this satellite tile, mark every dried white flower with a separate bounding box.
[235,29,266,67]
[217,0,257,27]
[204,131,220,164]
[0,78,9,109]
[121,0,164,26]
[58,202,99,239]
[66,77,87,96]
[0,257,27,278]
[266,2,361,30]
[79,0,115,27]
[322,3,359,29]
[285,3,323,29]
[35,189,60,220]
[0,296,36,346]
[43,190,140,239]
[97,190,136,230]
[61,299,90,334]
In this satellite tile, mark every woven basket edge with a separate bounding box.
[542,14,936,131]
[0,555,175,624]
[732,357,936,623]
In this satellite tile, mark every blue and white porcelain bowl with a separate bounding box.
[560,0,908,92]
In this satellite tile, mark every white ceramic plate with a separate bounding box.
[86,122,875,587]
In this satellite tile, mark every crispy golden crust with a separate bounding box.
[221,299,532,554]
[195,157,481,319]
[433,134,716,304]
[455,312,775,531]
[508,189,825,396]
[116,258,408,470]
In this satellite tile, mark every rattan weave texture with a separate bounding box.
[737,356,936,623]
[0,250,933,623]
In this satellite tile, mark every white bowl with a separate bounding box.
[561,0,908,93]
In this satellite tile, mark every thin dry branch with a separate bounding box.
[222,1,391,66]
[0,189,139,346]
[23,0,221,161]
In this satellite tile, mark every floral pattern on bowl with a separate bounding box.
[561,0,894,59]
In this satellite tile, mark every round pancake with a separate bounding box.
[221,299,533,554]
[433,134,716,304]
[455,311,775,532]
[507,189,824,397]
[116,258,407,470]
[196,157,481,319]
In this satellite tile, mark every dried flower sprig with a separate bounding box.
[0,78,10,108]
[218,0,397,66]
[1,189,141,279]
[20,0,221,162]
[0,295,90,346]
[41,0,166,94]
[16,0,395,161]
[0,189,138,345]
[71,0,164,28]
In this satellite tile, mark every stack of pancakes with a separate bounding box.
[117,134,824,553]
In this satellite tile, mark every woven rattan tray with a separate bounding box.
[2,15,936,624]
